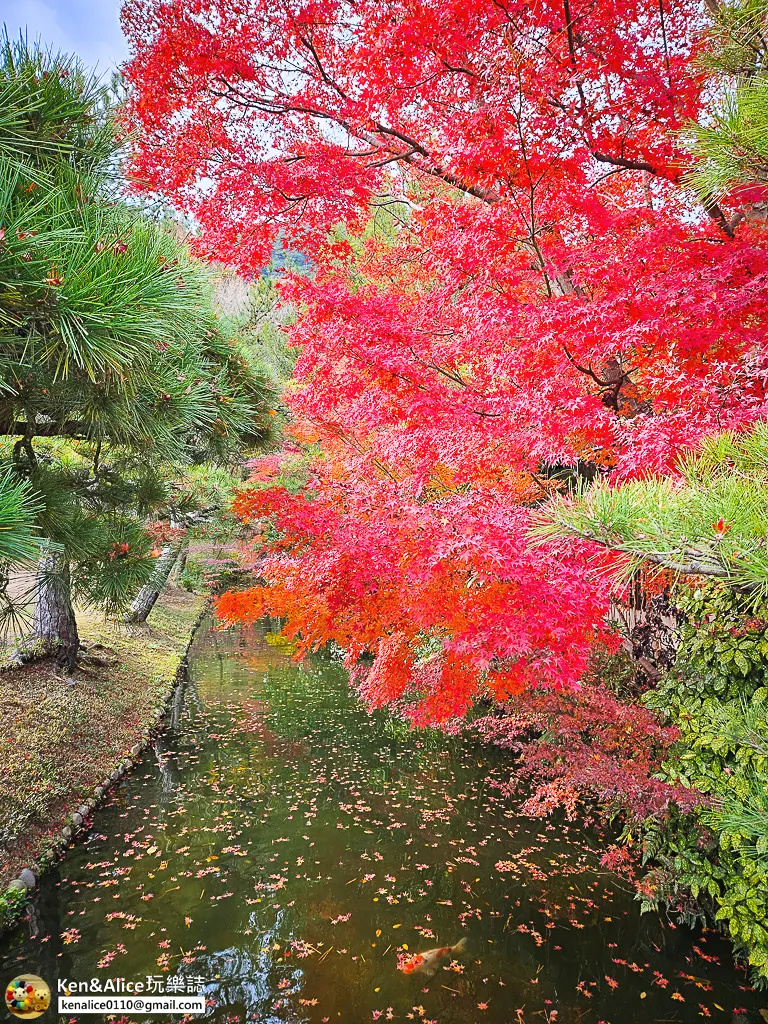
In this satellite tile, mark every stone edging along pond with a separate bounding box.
[0,602,211,935]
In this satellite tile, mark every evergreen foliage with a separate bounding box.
[536,422,768,980]
[534,424,768,596]
[686,0,768,202]
[0,37,272,659]
[236,276,298,394]
[0,470,38,564]
[640,585,768,982]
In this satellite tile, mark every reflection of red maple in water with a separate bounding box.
[124,0,768,723]
[239,698,306,759]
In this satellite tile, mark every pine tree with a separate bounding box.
[686,0,768,206]
[533,423,768,596]
[0,37,272,667]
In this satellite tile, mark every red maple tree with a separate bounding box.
[122,0,768,722]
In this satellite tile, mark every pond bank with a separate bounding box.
[0,585,206,926]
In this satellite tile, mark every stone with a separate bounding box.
[78,804,89,817]
[94,786,104,799]
[131,744,141,756]
[61,826,72,840]
[72,812,83,827]
[18,868,35,889]
[7,879,27,894]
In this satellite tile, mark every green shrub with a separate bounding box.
[0,884,27,931]
[640,584,768,983]
[179,553,252,596]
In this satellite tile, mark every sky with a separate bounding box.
[1,0,128,76]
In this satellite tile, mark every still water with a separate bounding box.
[1,619,765,1023]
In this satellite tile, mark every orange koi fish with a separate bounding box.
[400,937,467,977]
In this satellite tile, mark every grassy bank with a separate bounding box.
[0,585,206,905]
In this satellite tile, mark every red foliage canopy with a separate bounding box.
[123,0,768,721]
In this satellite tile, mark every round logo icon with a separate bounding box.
[4,975,50,1018]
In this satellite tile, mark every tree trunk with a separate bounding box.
[123,541,182,624]
[169,542,189,585]
[32,548,79,671]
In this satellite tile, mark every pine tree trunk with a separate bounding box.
[169,543,189,585]
[32,548,79,671]
[124,541,182,624]
[177,544,189,575]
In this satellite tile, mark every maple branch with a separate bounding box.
[439,59,478,78]
[563,0,578,61]
[542,94,725,246]
[367,147,421,168]
[406,344,469,388]
[592,151,657,175]
[296,32,349,100]
[211,75,503,207]
[657,0,672,85]
[530,472,558,499]
[403,344,502,417]
[701,196,739,239]
[562,343,606,385]
[312,418,403,484]
[562,346,636,412]
[593,155,740,239]
[371,123,501,203]
[562,0,592,131]
[544,91,742,241]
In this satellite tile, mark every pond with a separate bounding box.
[1,618,765,1024]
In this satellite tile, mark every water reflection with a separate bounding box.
[0,619,764,1024]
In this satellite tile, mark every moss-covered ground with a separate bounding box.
[0,585,206,893]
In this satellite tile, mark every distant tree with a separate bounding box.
[237,276,298,394]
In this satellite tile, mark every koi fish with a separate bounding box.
[400,937,467,977]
